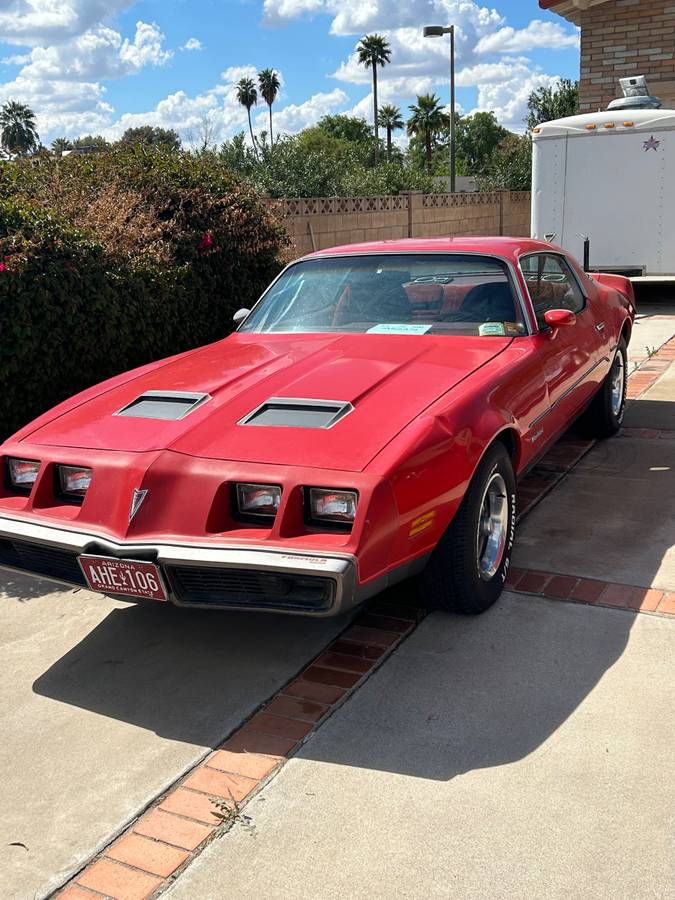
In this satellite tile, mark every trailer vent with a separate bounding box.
[115,391,211,421]
[238,398,353,429]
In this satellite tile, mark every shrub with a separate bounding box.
[0,146,288,438]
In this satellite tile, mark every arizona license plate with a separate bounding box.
[78,555,167,601]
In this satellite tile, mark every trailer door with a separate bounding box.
[532,135,567,245]
[561,131,666,273]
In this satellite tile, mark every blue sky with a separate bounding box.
[0,0,580,146]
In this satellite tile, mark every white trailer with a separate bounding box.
[531,108,675,279]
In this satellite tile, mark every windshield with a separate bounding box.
[240,254,526,337]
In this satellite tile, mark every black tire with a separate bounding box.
[419,443,516,615]
[581,339,628,439]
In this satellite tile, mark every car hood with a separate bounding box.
[25,333,511,471]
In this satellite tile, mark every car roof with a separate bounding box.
[305,236,555,263]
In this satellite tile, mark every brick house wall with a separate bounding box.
[542,0,675,111]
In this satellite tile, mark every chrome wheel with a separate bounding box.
[611,350,625,417]
[476,472,509,581]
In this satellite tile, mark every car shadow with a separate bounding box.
[32,601,350,748]
[0,567,71,602]
[296,592,637,780]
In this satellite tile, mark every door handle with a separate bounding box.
[596,323,606,332]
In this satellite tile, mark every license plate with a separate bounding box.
[78,555,167,601]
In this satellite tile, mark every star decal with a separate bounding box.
[643,135,661,152]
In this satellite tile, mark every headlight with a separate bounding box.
[6,458,41,492]
[58,465,92,499]
[236,483,282,518]
[308,488,358,525]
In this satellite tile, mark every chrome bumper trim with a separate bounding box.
[0,513,360,617]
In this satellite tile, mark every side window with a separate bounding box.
[521,254,585,330]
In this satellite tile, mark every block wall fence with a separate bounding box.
[268,191,532,257]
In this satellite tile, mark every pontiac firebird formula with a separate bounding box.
[0,238,635,617]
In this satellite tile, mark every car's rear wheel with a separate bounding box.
[419,443,516,615]
[581,338,628,438]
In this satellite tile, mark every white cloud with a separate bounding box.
[475,20,579,55]
[119,21,172,70]
[182,38,203,52]
[16,21,171,83]
[258,87,348,132]
[220,64,259,84]
[0,0,135,46]
[472,73,562,131]
[263,0,504,37]
[1,52,31,66]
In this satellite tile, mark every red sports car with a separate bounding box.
[0,238,634,617]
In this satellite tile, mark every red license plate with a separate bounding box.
[78,555,167,601]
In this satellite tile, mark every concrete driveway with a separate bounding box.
[1,302,673,899]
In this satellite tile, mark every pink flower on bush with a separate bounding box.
[0,263,6,272]
[198,232,214,252]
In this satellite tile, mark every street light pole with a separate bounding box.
[423,24,456,193]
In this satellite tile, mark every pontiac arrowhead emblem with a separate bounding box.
[129,489,148,522]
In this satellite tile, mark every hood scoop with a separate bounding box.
[115,391,211,421]
[238,398,353,429]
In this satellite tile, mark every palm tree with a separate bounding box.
[377,104,403,162]
[0,101,39,156]
[258,69,281,146]
[407,93,450,174]
[51,137,73,156]
[236,77,259,156]
[356,34,391,164]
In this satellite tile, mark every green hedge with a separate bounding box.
[0,148,287,439]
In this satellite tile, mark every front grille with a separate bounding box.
[166,565,334,612]
[0,537,86,586]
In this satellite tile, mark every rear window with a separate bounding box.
[240,254,526,337]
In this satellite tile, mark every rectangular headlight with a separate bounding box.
[58,465,92,499]
[236,483,282,518]
[308,488,358,524]
[6,458,41,491]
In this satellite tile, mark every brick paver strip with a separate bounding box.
[54,332,674,899]
[77,858,162,899]
[133,809,214,852]
[508,569,672,618]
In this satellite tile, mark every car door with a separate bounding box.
[520,252,604,444]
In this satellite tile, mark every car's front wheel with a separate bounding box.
[420,443,516,615]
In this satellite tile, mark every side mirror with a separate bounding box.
[544,309,576,329]
[233,308,251,326]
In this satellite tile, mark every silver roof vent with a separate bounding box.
[607,76,662,111]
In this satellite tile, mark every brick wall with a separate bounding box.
[270,191,532,257]
[577,0,675,111]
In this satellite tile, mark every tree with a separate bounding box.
[356,34,391,164]
[236,77,259,157]
[407,94,449,174]
[316,114,372,146]
[0,101,39,156]
[526,79,579,131]
[72,135,110,151]
[258,69,281,145]
[477,133,532,192]
[51,137,73,156]
[456,111,509,175]
[378,105,404,162]
[119,126,181,150]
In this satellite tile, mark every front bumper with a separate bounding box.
[0,514,369,617]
